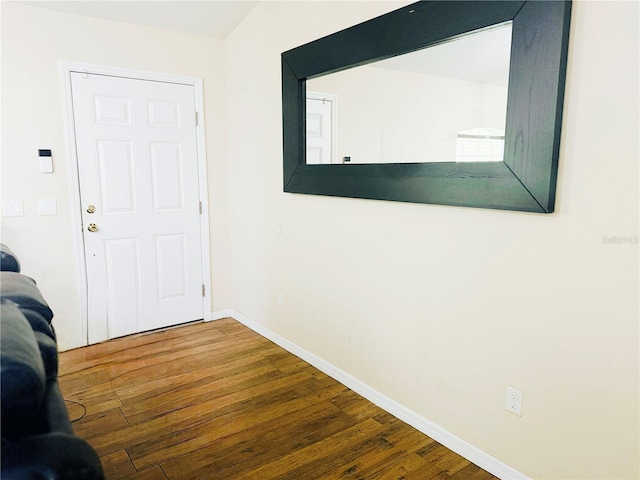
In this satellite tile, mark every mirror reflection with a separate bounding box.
[306,23,513,165]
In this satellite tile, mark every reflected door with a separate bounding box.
[70,73,204,343]
[306,92,336,164]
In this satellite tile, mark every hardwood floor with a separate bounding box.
[59,319,498,480]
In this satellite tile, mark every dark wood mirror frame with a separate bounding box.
[282,0,572,213]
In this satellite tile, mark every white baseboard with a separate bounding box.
[209,309,235,321]
[217,309,531,480]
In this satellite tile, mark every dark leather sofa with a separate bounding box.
[1,244,104,479]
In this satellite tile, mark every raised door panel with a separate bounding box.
[149,142,185,212]
[96,139,137,215]
[155,233,189,302]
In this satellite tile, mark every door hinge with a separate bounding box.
[199,201,203,214]
[195,111,199,126]
[202,284,206,297]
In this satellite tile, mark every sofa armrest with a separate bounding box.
[1,302,47,439]
[0,243,21,272]
[1,272,54,324]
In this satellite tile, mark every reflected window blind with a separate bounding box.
[455,128,505,163]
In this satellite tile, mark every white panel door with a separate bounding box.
[70,72,204,342]
[306,92,336,164]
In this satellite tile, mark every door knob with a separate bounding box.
[87,223,98,232]
[86,204,96,214]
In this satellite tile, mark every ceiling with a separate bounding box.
[20,0,259,39]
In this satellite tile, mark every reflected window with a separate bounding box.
[455,128,504,163]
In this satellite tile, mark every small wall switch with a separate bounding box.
[506,386,523,416]
[38,149,53,173]
[2,200,24,217]
[37,199,57,216]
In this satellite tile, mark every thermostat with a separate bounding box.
[38,149,53,173]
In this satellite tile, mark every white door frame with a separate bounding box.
[61,61,212,346]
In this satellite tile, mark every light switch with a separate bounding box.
[37,199,57,216]
[2,200,24,217]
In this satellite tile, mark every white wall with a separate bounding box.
[0,2,232,350]
[224,1,638,479]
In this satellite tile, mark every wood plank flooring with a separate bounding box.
[58,319,498,480]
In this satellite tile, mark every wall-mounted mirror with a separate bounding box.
[282,1,572,213]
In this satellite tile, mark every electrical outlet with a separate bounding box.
[277,290,284,306]
[506,386,523,416]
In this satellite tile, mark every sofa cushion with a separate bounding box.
[1,432,105,480]
[19,309,58,378]
[1,272,54,324]
[34,331,59,380]
[21,308,55,341]
[0,243,21,272]
[1,301,47,438]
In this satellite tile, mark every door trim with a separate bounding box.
[61,61,212,346]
